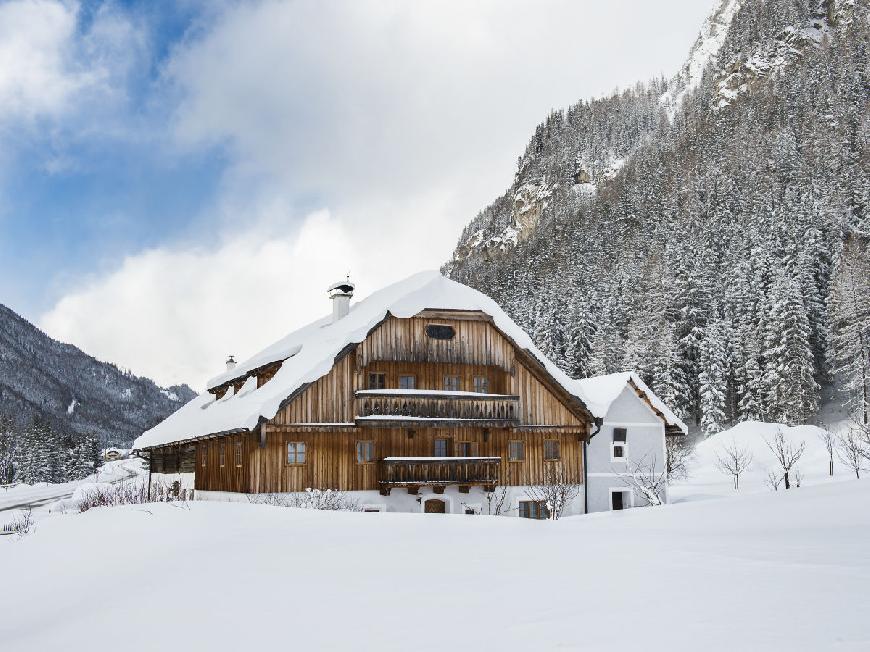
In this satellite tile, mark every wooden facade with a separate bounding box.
[148,311,594,495]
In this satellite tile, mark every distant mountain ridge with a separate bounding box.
[0,303,196,447]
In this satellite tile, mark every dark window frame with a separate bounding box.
[234,441,243,468]
[433,438,450,457]
[219,443,226,468]
[543,439,561,461]
[613,427,627,443]
[368,372,386,390]
[443,375,461,392]
[356,440,376,464]
[426,324,456,340]
[286,441,307,466]
[508,440,525,462]
[473,376,489,394]
[398,374,416,390]
[519,500,550,520]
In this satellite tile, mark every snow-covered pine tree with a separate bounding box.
[763,271,819,425]
[700,319,729,435]
[828,236,870,425]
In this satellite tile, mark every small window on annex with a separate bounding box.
[200,446,207,468]
[543,439,561,461]
[518,500,549,520]
[287,441,306,465]
[508,440,525,462]
[368,372,386,390]
[443,375,461,392]
[219,443,226,467]
[398,375,416,390]
[434,438,450,457]
[473,376,489,394]
[357,440,375,464]
[612,428,628,460]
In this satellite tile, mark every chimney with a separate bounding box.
[328,277,355,323]
[225,355,237,372]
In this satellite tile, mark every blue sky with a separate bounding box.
[0,0,717,388]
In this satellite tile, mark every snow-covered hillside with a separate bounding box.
[2,479,868,651]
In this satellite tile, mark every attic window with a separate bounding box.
[426,324,455,340]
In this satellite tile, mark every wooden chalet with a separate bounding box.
[134,272,603,514]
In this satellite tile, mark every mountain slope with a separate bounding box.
[445,0,869,431]
[0,304,196,447]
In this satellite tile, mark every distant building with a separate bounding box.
[102,448,126,462]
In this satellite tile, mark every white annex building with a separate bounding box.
[573,372,687,513]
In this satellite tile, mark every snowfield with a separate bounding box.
[2,479,869,651]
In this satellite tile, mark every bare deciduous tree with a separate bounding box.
[764,468,783,491]
[716,441,753,491]
[525,465,581,520]
[818,429,836,476]
[764,428,806,490]
[486,484,510,516]
[617,454,667,506]
[836,428,865,479]
[666,436,694,483]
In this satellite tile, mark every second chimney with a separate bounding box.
[225,355,237,372]
[327,278,355,322]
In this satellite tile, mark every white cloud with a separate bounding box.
[40,209,425,389]
[40,0,718,388]
[0,0,141,125]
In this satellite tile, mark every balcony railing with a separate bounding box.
[379,456,501,492]
[354,390,519,427]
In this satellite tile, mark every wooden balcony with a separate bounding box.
[379,456,501,494]
[354,390,519,428]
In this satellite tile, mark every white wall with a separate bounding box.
[586,385,667,513]
[197,484,586,517]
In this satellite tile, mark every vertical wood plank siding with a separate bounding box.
[155,313,591,493]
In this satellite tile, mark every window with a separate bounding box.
[612,428,628,461]
[426,324,455,340]
[508,440,525,462]
[357,440,375,464]
[519,500,550,519]
[287,441,306,465]
[443,375,460,391]
[434,438,450,457]
[219,443,226,467]
[544,439,561,461]
[234,441,242,467]
[473,376,489,393]
[398,375,416,390]
[368,372,386,390]
[457,441,478,457]
[200,447,207,468]
[611,490,631,511]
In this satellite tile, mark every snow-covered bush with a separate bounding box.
[1,507,33,538]
[524,466,581,519]
[618,454,667,506]
[77,480,190,512]
[248,489,360,511]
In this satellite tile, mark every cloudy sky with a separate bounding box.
[0,0,716,389]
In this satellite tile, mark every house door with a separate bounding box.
[424,499,446,514]
[611,491,624,511]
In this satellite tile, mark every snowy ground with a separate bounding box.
[671,420,849,502]
[2,477,869,651]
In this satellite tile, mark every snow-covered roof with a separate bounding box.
[570,372,688,434]
[133,271,684,450]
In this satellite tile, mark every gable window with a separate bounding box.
[357,440,375,464]
[543,439,561,461]
[234,441,243,467]
[443,375,460,392]
[219,443,226,468]
[518,500,549,520]
[368,372,386,390]
[508,440,525,462]
[398,375,416,390]
[612,427,628,461]
[426,324,455,340]
[286,441,306,465]
[458,441,478,457]
[473,376,489,394]
[434,438,450,457]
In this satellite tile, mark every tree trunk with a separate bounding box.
[784,471,791,490]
